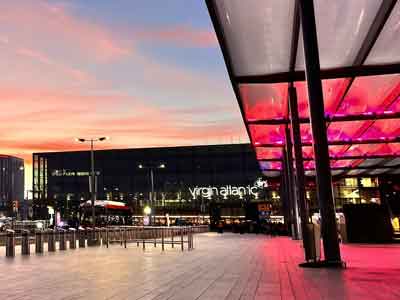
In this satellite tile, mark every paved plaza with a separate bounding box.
[1,233,400,300]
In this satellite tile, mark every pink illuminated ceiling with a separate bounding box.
[243,74,400,175]
[209,0,400,176]
[240,83,288,121]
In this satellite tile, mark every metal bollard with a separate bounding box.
[86,228,95,246]
[6,229,15,257]
[59,229,66,250]
[35,230,44,254]
[21,230,30,255]
[161,228,165,251]
[78,229,86,248]
[172,228,174,248]
[181,227,184,251]
[48,229,55,252]
[69,228,76,249]
[105,228,109,248]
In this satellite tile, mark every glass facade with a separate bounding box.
[0,155,24,217]
[32,144,283,223]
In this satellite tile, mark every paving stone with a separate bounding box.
[1,233,400,299]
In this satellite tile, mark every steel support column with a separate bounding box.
[285,126,300,239]
[298,0,341,263]
[289,85,313,260]
[282,149,293,236]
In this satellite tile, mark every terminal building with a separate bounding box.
[0,155,24,218]
[32,144,400,235]
[32,144,279,225]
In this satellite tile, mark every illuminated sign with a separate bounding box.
[189,180,268,200]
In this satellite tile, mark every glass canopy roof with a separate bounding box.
[207,0,400,177]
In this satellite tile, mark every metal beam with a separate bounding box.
[259,154,400,163]
[247,111,400,125]
[236,63,400,84]
[254,138,400,148]
[289,1,300,73]
[205,1,254,146]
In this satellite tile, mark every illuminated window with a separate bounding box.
[344,178,358,187]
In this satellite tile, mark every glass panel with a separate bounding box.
[344,143,400,156]
[215,0,294,76]
[347,169,366,176]
[297,0,382,69]
[384,158,400,167]
[388,95,400,111]
[361,119,400,140]
[259,161,282,170]
[332,170,345,176]
[262,170,281,177]
[327,121,368,141]
[294,78,350,118]
[240,83,288,121]
[255,147,282,160]
[368,168,391,175]
[336,74,400,115]
[365,1,400,65]
[249,125,285,145]
[357,158,386,167]
[331,159,361,168]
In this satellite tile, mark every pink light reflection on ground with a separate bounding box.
[276,237,400,299]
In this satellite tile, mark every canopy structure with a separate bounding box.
[206,0,400,178]
[207,0,400,264]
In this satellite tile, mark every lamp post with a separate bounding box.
[138,163,165,225]
[75,137,108,229]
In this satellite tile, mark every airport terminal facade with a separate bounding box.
[32,144,400,231]
[32,144,279,223]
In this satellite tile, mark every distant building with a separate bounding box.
[0,155,24,217]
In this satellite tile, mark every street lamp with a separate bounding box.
[75,137,109,228]
[138,162,166,225]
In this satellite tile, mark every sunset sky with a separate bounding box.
[0,0,248,191]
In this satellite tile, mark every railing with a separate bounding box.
[0,225,209,258]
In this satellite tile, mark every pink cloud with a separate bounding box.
[0,1,131,62]
[16,47,92,83]
[135,26,218,48]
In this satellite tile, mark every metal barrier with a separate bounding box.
[69,228,76,249]
[6,229,15,257]
[104,225,208,252]
[59,229,66,250]
[21,230,30,255]
[48,229,55,252]
[0,225,208,257]
[35,230,44,254]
